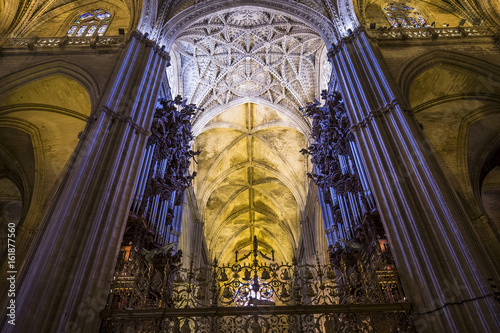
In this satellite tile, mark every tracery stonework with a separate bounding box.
[171,9,325,112]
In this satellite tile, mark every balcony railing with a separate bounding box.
[1,36,126,49]
[367,26,494,40]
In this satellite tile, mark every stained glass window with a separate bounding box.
[75,25,88,37]
[383,3,428,28]
[85,25,97,36]
[97,25,108,36]
[67,9,112,37]
[67,26,77,36]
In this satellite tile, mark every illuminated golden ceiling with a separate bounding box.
[171,8,324,263]
[192,103,309,263]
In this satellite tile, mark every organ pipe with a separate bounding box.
[131,96,200,245]
[301,91,380,246]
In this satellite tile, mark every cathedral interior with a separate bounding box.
[0,0,499,332]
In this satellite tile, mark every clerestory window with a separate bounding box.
[66,9,112,37]
[383,3,428,28]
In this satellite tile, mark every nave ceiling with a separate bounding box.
[169,8,323,263]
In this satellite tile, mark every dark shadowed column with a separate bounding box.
[329,28,500,332]
[2,32,169,333]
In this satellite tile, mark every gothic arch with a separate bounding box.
[0,119,43,267]
[193,97,311,138]
[0,126,38,221]
[404,52,500,212]
[192,101,308,263]
[160,1,338,47]
[0,59,100,110]
[337,0,361,35]
[8,0,133,38]
[457,106,500,213]
[398,50,500,104]
[404,54,500,278]
[0,74,92,229]
[0,74,92,301]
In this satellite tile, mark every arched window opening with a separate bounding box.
[66,9,112,37]
[383,3,428,28]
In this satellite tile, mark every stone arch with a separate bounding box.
[165,3,326,266]
[160,1,338,47]
[336,0,361,35]
[12,0,133,38]
[404,51,500,212]
[192,101,309,263]
[398,50,500,104]
[404,54,500,274]
[0,73,92,273]
[0,59,100,110]
[192,97,311,139]
[0,122,41,219]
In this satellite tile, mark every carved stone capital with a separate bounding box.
[349,99,399,132]
[328,26,367,58]
[87,106,151,135]
[130,31,170,62]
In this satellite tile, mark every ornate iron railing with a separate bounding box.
[102,91,415,331]
[107,233,404,310]
[101,303,415,332]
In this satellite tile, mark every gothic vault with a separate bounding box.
[0,0,499,332]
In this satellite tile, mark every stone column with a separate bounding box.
[329,28,500,332]
[2,32,169,333]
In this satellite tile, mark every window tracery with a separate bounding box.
[383,3,428,28]
[66,9,112,37]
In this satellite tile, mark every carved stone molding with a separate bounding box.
[130,30,171,61]
[87,106,151,135]
[349,99,398,132]
[328,26,366,56]
[170,9,326,113]
[162,0,337,45]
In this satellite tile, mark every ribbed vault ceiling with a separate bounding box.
[171,9,325,112]
[172,8,322,263]
[192,103,309,263]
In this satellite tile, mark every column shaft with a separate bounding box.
[330,30,500,332]
[3,32,168,333]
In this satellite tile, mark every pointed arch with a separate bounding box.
[0,59,101,111]
[398,50,500,104]
[160,1,338,48]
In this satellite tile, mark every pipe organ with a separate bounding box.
[130,96,199,246]
[301,91,381,248]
